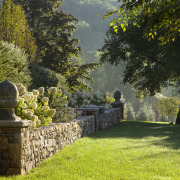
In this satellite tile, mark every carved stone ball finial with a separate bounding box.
[114,90,121,102]
[0,80,20,120]
[111,90,124,119]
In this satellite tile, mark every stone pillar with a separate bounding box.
[86,110,99,132]
[78,107,99,132]
[0,80,31,175]
[111,90,124,119]
[0,121,31,175]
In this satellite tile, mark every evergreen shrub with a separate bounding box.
[0,41,32,88]
[29,63,68,90]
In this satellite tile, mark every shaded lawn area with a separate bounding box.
[1,121,180,180]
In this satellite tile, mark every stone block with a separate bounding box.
[7,168,21,175]
[1,128,21,134]
[1,159,11,167]
[0,168,7,175]
[11,159,21,168]
[8,136,14,143]
[0,152,2,160]
[8,143,21,159]
[0,137,8,151]
[14,134,21,144]
[2,151,9,159]
[24,130,29,139]
[21,168,26,175]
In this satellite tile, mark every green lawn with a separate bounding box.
[1,121,180,180]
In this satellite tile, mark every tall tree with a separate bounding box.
[104,0,180,45]
[0,0,37,61]
[100,20,180,96]
[14,0,99,91]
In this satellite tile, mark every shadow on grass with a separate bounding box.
[89,121,180,150]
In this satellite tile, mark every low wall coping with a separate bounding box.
[78,108,99,112]
[0,120,32,127]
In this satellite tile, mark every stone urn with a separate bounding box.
[0,79,20,120]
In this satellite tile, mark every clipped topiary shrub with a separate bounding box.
[0,41,32,88]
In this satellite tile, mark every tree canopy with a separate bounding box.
[100,19,180,96]
[13,0,100,91]
[14,0,81,72]
[0,0,37,61]
[104,0,180,45]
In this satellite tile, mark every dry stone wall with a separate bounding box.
[0,108,121,175]
[21,115,95,174]
[98,108,120,129]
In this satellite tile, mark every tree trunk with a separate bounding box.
[175,108,180,124]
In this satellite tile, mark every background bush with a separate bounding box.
[0,41,32,88]
[125,103,136,121]
[136,103,155,122]
[29,63,69,90]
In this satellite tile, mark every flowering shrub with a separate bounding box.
[71,91,92,107]
[91,92,106,105]
[47,87,79,123]
[15,83,116,125]
[90,92,112,109]
[15,84,56,128]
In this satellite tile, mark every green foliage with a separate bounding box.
[0,41,32,87]
[0,0,37,61]
[125,103,136,121]
[59,0,136,102]
[105,92,114,104]
[104,0,180,45]
[155,93,180,121]
[136,103,155,122]
[15,84,56,127]
[14,0,100,92]
[29,63,68,90]
[66,61,101,92]
[47,87,77,123]
[100,19,180,96]
[90,92,106,105]
[83,51,134,102]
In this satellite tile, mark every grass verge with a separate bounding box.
[1,121,180,180]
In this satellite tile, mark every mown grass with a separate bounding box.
[1,121,180,180]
